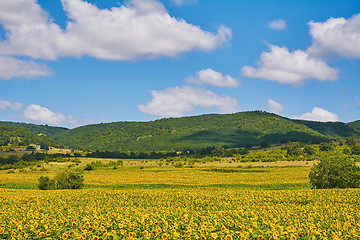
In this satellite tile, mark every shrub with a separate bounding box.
[351,145,360,155]
[38,170,84,190]
[304,145,316,155]
[346,138,357,146]
[71,158,81,164]
[343,147,351,155]
[84,164,95,171]
[84,160,104,171]
[173,162,184,168]
[38,176,57,190]
[319,142,334,151]
[284,142,302,156]
[55,170,84,189]
[26,145,36,151]
[309,156,360,189]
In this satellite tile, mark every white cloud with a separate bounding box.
[241,45,339,85]
[267,99,283,114]
[23,104,76,125]
[292,107,339,122]
[0,56,52,80]
[308,14,360,59]
[185,68,240,87]
[171,0,197,5]
[0,100,22,110]
[268,19,286,30]
[356,97,360,108]
[0,0,231,60]
[138,85,240,117]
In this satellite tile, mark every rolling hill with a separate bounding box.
[2,112,359,152]
[0,124,63,148]
[0,121,68,137]
[52,111,333,152]
[292,120,360,138]
[348,120,360,133]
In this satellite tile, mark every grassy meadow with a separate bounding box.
[0,158,360,239]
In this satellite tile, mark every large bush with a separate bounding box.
[38,170,84,190]
[38,176,57,190]
[309,156,360,189]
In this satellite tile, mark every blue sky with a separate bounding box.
[1,0,360,128]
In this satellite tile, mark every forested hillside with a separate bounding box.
[0,125,61,148]
[53,111,328,152]
[2,112,359,152]
[348,120,360,133]
[0,121,68,137]
[293,120,360,138]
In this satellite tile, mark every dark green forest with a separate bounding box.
[1,111,360,152]
[0,125,62,148]
[292,120,360,138]
[52,111,359,152]
[348,120,360,133]
[0,121,68,137]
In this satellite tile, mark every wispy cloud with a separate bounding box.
[185,68,240,87]
[356,97,360,108]
[0,56,52,80]
[170,0,197,6]
[268,19,286,30]
[0,100,22,110]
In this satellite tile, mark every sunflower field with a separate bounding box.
[0,166,359,239]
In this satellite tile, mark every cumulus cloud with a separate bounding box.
[308,14,360,59]
[0,56,52,80]
[0,100,22,110]
[241,45,339,85]
[292,107,339,122]
[185,68,240,87]
[23,104,76,125]
[268,19,286,30]
[267,99,283,114]
[138,85,240,117]
[0,0,231,61]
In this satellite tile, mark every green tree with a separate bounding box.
[260,141,269,149]
[304,145,316,155]
[351,145,360,155]
[309,156,360,189]
[8,154,21,164]
[38,170,84,190]
[38,176,57,190]
[40,143,49,150]
[84,164,95,171]
[319,142,334,151]
[346,138,357,146]
[26,145,36,151]
[55,170,84,189]
[343,147,351,155]
[285,142,302,156]
[212,146,225,157]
